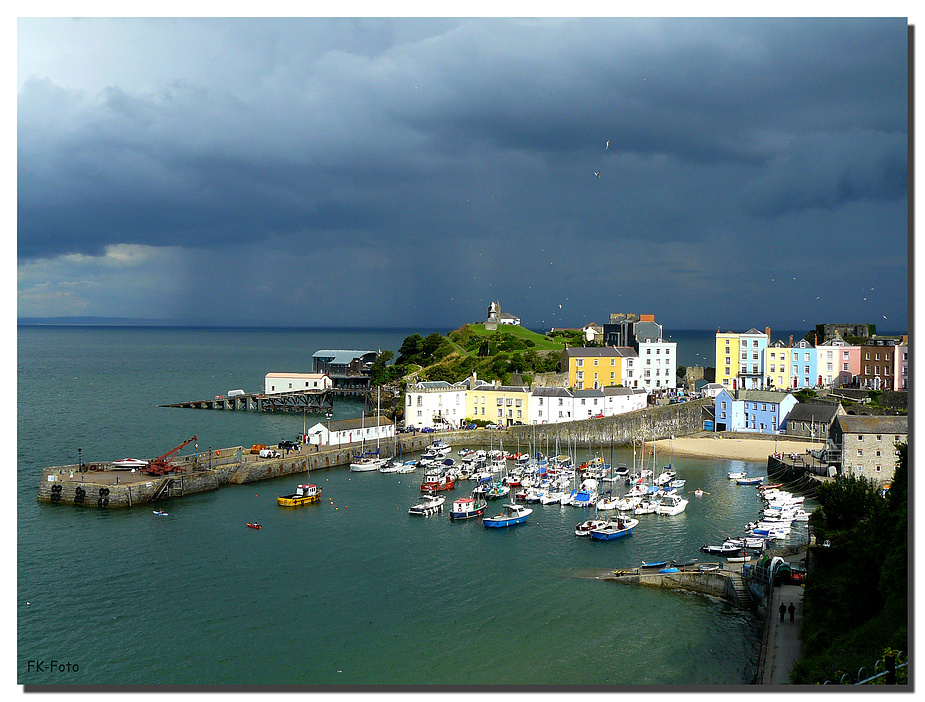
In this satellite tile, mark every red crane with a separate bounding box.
[144,436,198,476]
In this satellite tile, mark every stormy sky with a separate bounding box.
[16,17,910,332]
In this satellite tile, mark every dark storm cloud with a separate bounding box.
[16,17,908,329]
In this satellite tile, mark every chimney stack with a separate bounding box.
[789,335,793,348]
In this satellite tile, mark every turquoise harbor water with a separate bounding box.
[17,327,812,687]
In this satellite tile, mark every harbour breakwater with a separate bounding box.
[35,401,707,509]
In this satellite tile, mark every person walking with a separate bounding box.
[788,602,796,622]
[779,603,787,622]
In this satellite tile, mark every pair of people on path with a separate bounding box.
[779,602,796,622]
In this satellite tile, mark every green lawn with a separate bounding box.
[462,324,565,351]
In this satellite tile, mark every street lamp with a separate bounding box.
[78,447,82,471]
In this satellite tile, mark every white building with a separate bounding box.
[637,340,678,392]
[305,414,394,447]
[405,380,468,430]
[529,387,573,424]
[573,389,606,419]
[602,386,648,414]
[264,372,332,394]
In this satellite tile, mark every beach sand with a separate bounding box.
[651,436,825,462]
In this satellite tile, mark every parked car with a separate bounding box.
[278,440,300,451]
[421,426,436,433]
[463,423,478,430]
[485,423,502,430]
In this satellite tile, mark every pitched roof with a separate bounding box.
[310,414,393,432]
[602,386,635,396]
[532,387,572,398]
[786,403,841,423]
[562,346,637,358]
[735,389,794,404]
[573,389,605,397]
[835,415,908,434]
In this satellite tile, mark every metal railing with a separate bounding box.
[823,651,908,685]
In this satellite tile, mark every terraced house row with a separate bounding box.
[715,328,908,392]
[405,375,648,430]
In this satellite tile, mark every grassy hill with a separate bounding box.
[384,324,567,387]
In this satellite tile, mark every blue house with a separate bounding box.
[713,389,799,434]
[789,339,818,389]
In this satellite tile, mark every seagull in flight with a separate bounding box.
[605,140,610,150]
[594,171,601,179]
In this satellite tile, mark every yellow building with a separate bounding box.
[466,382,531,426]
[559,347,635,390]
[715,332,741,389]
[764,340,790,391]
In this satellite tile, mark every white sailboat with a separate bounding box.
[350,387,388,471]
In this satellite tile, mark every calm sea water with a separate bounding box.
[17,326,812,687]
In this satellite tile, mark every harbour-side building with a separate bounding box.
[405,380,468,430]
[826,415,907,485]
[573,388,606,419]
[305,414,394,447]
[713,388,798,434]
[559,347,636,390]
[467,382,531,426]
[530,387,573,424]
[602,386,648,415]
[816,336,861,388]
[785,402,846,441]
[264,372,332,394]
[312,350,379,391]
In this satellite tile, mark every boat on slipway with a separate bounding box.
[277,483,322,507]
[483,502,532,528]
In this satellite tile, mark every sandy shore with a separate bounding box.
[651,436,825,462]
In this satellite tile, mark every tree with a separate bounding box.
[397,334,424,365]
[368,350,394,386]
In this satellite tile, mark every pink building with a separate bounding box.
[817,338,861,387]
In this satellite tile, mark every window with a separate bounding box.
[857,449,863,457]
[407,395,412,405]
[594,359,598,366]
[876,435,882,441]
[577,359,583,367]
[843,363,849,371]
[417,396,422,407]
[858,435,864,441]
[515,399,522,407]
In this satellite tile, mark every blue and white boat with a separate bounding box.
[736,476,764,485]
[589,516,638,541]
[483,502,532,528]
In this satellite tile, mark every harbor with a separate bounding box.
[18,325,814,686]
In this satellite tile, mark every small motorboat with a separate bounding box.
[589,517,639,541]
[152,510,168,516]
[698,563,721,571]
[736,476,764,485]
[575,518,607,537]
[483,502,532,528]
[246,523,262,530]
[449,496,486,520]
[409,493,446,516]
[277,483,322,507]
[727,471,747,480]
[726,552,752,563]
[640,560,669,569]
[700,542,742,555]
